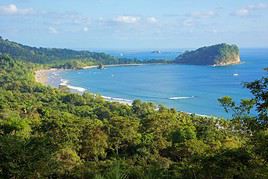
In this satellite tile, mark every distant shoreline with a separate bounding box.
[35,63,145,85]
[82,63,144,69]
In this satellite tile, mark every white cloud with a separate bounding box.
[247,3,268,10]
[147,17,158,23]
[182,10,216,27]
[233,8,249,17]
[114,16,140,24]
[83,27,89,32]
[190,10,216,18]
[232,3,268,17]
[0,4,32,15]
[183,18,194,27]
[48,26,58,34]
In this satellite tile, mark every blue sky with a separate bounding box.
[0,0,268,49]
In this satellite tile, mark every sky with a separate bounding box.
[0,0,268,50]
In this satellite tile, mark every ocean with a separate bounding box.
[47,49,268,118]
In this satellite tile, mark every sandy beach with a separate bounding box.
[35,64,144,84]
[35,68,60,85]
[34,64,143,105]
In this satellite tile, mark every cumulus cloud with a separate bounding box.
[83,27,89,32]
[147,17,158,23]
[247,3,268,10]
[232,3,268,17]
[182,10,216,27]
[183,18,195,27]
[190,10,216,18]
[233,8,249,17]
[113,16,140,24]
[48,26,58,34]
[0,4,33,15]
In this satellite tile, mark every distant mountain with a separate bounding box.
[175,43,240,66]
[0,36,123,64]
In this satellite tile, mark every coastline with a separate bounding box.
[34,64,143,105]
[82,63,144,69]
[35,63,145,84]
[34,64,217,118]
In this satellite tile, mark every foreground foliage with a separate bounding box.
[0,56,267,178]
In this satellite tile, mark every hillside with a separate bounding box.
[0,36,137,65]
[175,43,240,66]
[0,55,267,178]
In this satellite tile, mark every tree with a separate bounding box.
[80,119,108,161]
[106,116,141,155]
[244,74,268,127]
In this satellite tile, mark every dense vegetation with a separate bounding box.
[175,43,240,65]
[0,55,267,178]
[0,37,169,69]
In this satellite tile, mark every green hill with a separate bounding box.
[0,36,136,65]
[175,43,240,66]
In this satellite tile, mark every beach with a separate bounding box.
[35,68,60,85]
[34,64,224,116]
[35,64,144,85]
[34,65,140,105]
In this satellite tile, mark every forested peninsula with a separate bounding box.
[0,38,268,178]
[175,43,240,66]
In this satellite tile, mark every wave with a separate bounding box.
[60,79,69,86]
[169,96,195,100]
[101,95,133,105]
[66,85,87,92]
[59,79,86,92]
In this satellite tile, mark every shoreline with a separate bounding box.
[34,64,218,118]
[35,68,62,85]
[82,63,144,69]
[35,63,145,84]
[34,64,144,105]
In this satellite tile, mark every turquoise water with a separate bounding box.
[52,49,267,118]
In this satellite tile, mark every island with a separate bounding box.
[175,43,240,66]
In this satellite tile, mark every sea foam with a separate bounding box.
[102,95,133,105]
[169,96,195,100]
[60,79,86,92]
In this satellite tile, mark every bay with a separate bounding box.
[49,49,268,118]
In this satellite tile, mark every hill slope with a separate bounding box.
[175,43,240,66]
[0,36,123,64]
[0,55,267,178]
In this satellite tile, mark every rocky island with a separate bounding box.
[175,43,240,66]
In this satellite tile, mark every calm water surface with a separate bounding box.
[50,49,268,118]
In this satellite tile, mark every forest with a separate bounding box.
[0,54,267,178]
[0,37,167,69]
[175,43,240,65]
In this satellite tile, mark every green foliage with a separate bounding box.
[0,37,119,65]
[0,37,168,69]
[244,76,268,126]
[176,43,240,65]
[218,96,255,118]
[0,55,267,178]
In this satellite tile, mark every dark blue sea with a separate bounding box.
[49,49,268,118]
